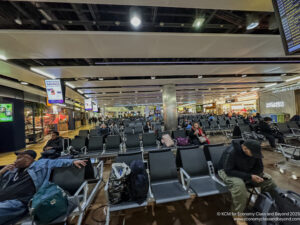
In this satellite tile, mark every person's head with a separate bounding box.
[100,123,107,128]
[193,122,200,129]
[14,150,37,169]
[51,131,59,140]
[241,140,263,158]
[264,117,272,124]
[146,121,151,126]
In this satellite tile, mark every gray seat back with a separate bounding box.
[239,124,251,133]
[142,133,157,147]
[124,127,133,134]
[180,148,209,177]
[51,167,85,195]
[134,126,143,134]
[71,138,86,151]
[205,145,227,171]
[88,136,103,151]
[115,152,143,165]
[172,129,186,139]
[287,121,299,129]
[277,123,291,134]
[79,130,89,137]
[149,150,177,183]
[90,129,99,137]
[126,134,140,148]
[106,135,121,150]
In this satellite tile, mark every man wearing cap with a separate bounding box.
[0,150,87,225]
[217,140,276,225]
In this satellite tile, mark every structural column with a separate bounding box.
[162,84,178,131]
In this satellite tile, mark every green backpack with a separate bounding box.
[30,182,68,224]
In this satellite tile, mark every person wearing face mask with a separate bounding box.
[0,150,87,225]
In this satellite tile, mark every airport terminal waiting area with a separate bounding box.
[1,114,300,225]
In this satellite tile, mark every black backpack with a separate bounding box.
[129,160,149,204]
[251,192,279,225]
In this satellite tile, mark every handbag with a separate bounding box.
[198,136,207,143]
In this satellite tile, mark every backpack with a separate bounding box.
[176,137,190,146]
[108,163,131,204]
[161,134,175,147]
[30,183,68,225]
[129,160,149,204]
[251,192,279,225]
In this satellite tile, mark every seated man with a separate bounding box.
[259,117,285,150]
[99,123,110,137]
[43,131,63,153]
[0,150,87,225]
[217,140,276,225]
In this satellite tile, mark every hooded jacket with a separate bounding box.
[218,140,263,181]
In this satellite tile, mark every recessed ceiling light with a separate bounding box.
[135,91,138,93]
[192,18,205,28]
[130,15,141,27]
[181,23,185,27]
[198,75,203,79]
[241,74,247,78]
[98,77,104,81]
[151,76,156,80]
[14,18,22,25]
[281,73,287,76]
[115,21,120,26]
[247,22,259,30]
[20,81,28,85]
[160,22,164,27]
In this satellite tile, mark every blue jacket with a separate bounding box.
[1,158,74,191]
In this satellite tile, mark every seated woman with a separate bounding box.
[143,121,153,133]
[189,122,210,145]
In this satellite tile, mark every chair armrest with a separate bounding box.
[146,168,154,199]
[104,180,110,202]
[80,146,87,154]
[290,128,300,135]
[180,168,191,191]
[74,180,88,196]
[95,161,104,180]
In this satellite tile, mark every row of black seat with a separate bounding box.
[105,145,229,223]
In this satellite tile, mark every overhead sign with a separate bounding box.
[84,98,92,111]
[93,103,98,112]
[45,79,64,104]
[266,101,285,108]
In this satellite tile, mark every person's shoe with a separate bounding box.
[233,216,248,225]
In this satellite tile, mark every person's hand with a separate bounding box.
[73,160,88,168]
[0,164,15,175]
[251,175,264,183]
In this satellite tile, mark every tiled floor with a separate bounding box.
[1,127,299,225]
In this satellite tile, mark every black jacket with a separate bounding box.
[218,140,263,181]
[43,137,63,152]
[259,121,272,134]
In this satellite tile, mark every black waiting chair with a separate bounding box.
[287,121,300,136]
[179,148,228,197]
[276,123,296,139]
[87,136,104,155]
[89,129,99,137]
[125,134,141,152]
[172,129,186,139]
[124,127,134,135]
[69,138,87,154]
[203,144,227,173]
[105,152,148,225]
[142,133,159,151]
[79,130,89,137]
[176,145,200,168]
[134,126,143,134]
[148,150,190,204]
[103,135,122,155]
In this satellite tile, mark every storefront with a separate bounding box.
[203,103,216,114]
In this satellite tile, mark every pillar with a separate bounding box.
[162,84,178,131]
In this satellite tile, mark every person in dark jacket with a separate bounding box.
[189,122,209,145]
[43,131,63,153]
[259,117,284,148]
[99,123,110,137]
[218,140,276,217]
[143,121,153,133]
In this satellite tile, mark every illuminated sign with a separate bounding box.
[84,98,92,111]
[45,79,64,104]
[266,101,285,108]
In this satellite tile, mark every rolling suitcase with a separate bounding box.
[273,188,300,225]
